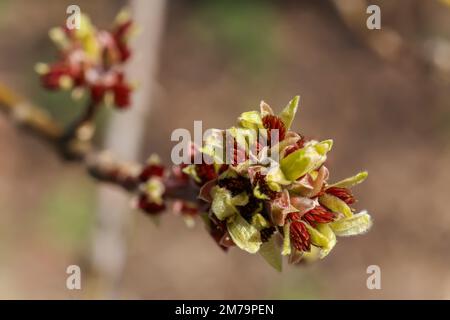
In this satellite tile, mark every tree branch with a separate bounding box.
[58,100,101,160]
[86,151,141,191]
[0,81,143,194]
[0,82,63,142]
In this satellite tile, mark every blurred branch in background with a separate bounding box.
[0,82,62,142]
[86,0,167,298]
[0,81,143,191]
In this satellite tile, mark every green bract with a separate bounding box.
[266,166,291,192]
[251,213,270,230]
[259,236,282,272]
[211,187,248,221]
[182,165,201,183]
[315,223,336,258]
[330,211,372,236]
[238,111,263,130]
[227,213,262,254]
[280,140,333,181]
[279,95,300,130]
[253,184,270,200]
[305,223,330,248]
[319,193,353,218]
[328,171,368,189]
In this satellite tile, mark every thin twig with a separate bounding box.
[0,82,63,142]
[58,100,100,160]
[86,151,141,191]
[0,81,142,193]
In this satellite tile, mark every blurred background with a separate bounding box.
[1,0,450,299]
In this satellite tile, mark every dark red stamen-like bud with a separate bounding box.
[290,221,311,252]
[137,194,165,215]
[113,81,131,108]
[326,187,355,205]
[41,64,72,90]
[218,176,251,196]
[113,20,133,62]
[253,172,278,200]
[195,163,217,185]
[262,115,286,143]
[90,84,107,104]
[139,164,165,182]
[260,226,276,242]
[288,211,302,221]
[302,205,335,225]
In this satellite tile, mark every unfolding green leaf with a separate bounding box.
[328,171,368,189]
[211,187,237,220]
[251,213,270,230]
[266,165,290,191]
[239,111,263,129]
[279,95,300,130]
[218,168,238,180]
[182,165,201,183]
[280,140,333,181]
[330,211,372,237]
[259,236,282,272]
[227,213,262,253]
[316,223,336,258]
[232,192,249,206]
[303,223,336,259]
[319,193,353,218]
[201,129,225,163]
[253,184,270,200]
[304,223,330,248]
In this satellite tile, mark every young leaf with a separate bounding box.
[231,192,249,206]
[330,211,372,237]
[319,193,353,218]
[279,95,300,130]
[251,213,270,231]
[259,236,282,272]
[253,184,270,200]
[239,111,263,130]
[316,223,336,258]
[266,165,291,192]
[211,187,238,221]
[182,165,201,183]
[280,140,333,181]
[227,213,262,254]
[304,223,330,248]
[328,171,368,189]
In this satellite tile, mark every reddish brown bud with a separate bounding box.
[290,221,311,252]
[326,187,355,205]
[262,115,286,143]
